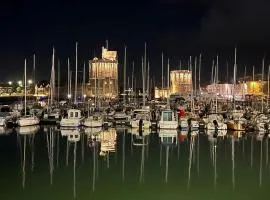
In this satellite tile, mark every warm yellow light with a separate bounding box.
[28,80,33,84]
[18,80,22,85]
[8,81,12,85]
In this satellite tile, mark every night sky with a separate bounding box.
[1,0,270,86]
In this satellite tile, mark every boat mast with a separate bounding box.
[167,58,170,108]
[194,56,197,96]
[215,55,218,113]
[83,61,86,101]
[143,43,147,106]
[68,57,70,98]
[267,65,270,108]
[199,53,202,94]
[50,47,55,107]
[233,47,237,110]
[261,57,265,113]
[33,54,35,86]
[74,42,78,104]
[162,52,164,98]
[58,59,60,106]
[24,58,27,116]
[141,56,145,106]
[123,46,127,107]
[147,61,150,100]
[132,61,134,91]
[253,66,255,94]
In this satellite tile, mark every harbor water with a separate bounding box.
[0,127,269,200]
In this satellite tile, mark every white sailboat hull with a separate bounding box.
[17,116,40,127]
[60,118,83,127]
[84,118,103,127]
[159,121,178,129]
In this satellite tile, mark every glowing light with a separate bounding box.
[68,94,72,99]
[28,79,33,84]
[17,80,22,86]
[8,81,12,85]
[83,94,86,98]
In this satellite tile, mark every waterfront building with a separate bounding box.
[0,83,13,96]
[154,87,169,99]
[87,47,118,99]
[34,80,50,97]
[170,70,192,97]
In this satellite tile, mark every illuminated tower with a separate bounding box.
[170,70,192,97]
[88,47,118,98]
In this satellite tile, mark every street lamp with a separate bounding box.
[17,80,22,86]
[28,79,33,84]
[8,81,12,85]
[68,94,71,99]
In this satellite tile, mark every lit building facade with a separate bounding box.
[206,82,266,99]
[154,87,169,99]
[88,47,118,98]
[170,70,192,97]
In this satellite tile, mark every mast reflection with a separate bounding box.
[16,125,40,189]
[159,129,177,184]
[60,128,81,199]
[131,128,150,183]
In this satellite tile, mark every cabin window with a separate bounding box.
[163,112,172,121]
[75,112,78,118]
[70,112,74,118]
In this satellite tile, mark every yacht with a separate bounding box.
[113,108,130,126]
[131,109,151,129]
[204,113,227,130]
[60,109,84,127]
[158,109,178,129]
[40,108,61,124]
[84,114,103,127]
[227,109,246,131]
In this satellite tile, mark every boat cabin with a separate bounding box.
[160,109,175,121]
[68,109,82,119]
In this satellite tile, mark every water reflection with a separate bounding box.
[16,125,39,189]
[60,127,81,199]
[159,130,177,183]
[131,128,149,183]
[2,127,270,199]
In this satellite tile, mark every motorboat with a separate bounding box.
[84,115,103,127]
[205,113,227,130]
[158,109,178,129]
[113,111,130,126]
[131,109,151,129]
[60,109,84,127]
[227,109,247,131]
[40,108,61,124]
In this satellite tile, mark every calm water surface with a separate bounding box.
[0,126,269,200]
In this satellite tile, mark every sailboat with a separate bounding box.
[41,48,61,124]
[158,59,178,129]
[16,59,40,126]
